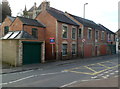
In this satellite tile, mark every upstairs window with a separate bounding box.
[72,27,76,39]
[4,26,9,35]
[95,30,99,40]
[78,28,82,38]
[101,31,105,40]
[62,25,68,39]
[32,28,38,38]
[88,28,92,39]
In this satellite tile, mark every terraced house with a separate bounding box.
[0,1,116,66]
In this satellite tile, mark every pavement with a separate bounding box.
[1,54,119,74]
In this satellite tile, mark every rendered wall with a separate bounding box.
[1,40,19,66]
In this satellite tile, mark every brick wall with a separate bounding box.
[1,17,12,36]
[36,10,57,61]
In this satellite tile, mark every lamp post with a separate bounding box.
[82,3,88,58]
[83,3,88,19]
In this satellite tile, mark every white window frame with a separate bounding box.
[101,31,105,40]
[62,24,68,39]
[95,30,99,40]
[71,27,76,40]
[72,43,77,55]
[62,43,68,56]
[87,28,92,39]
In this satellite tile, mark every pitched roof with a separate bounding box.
[46,7,79,26]
[66,12,101,29]
[7,16,15,22]
[98,24,115,34]
[28,6,34,12]
[18,16,46,28]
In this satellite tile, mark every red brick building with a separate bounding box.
[66,12,116,57]
[36,1,79,61]
[1,16,15,37]
[1,1,116,65]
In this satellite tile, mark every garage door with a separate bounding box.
[23,41,42,65]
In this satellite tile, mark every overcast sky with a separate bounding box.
[6,0,119,32]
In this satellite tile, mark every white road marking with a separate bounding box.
[40,72,63,76]
[19,70,34,74]
[8,75,34,84]
[2,71,67,85]
[91,76,98,79]
[110,73,115,75]
[104,71,109,73]
[115,71,118,73]
[0,83,8,85]
[98,73,104,76]
[81,80,90,82]
[60,81,77,87]
[107,70,113,72]
[114,75,118,78]
[102,76,108,79]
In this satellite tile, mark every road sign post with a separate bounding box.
[50,37,55,57]
[82,39,85,58]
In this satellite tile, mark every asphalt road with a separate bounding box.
[1,54,119,88]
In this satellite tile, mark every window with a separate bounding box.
[78,28,82,38]
[32,28,38,38]
[62,25,68,38]
[62,44,67,56]
[72,44,76,55]
[95,30,99,40]
[107,33,111,41]
[88,28,92,39]
[101,31,105,40]
[72,27,76,39]
[4,26,9,35]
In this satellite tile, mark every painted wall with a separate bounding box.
[1,40,19,66]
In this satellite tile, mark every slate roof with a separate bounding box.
[7,16,15,22]
[46,7,79,26]
[28,6,34,12]
[18,16,46,28]
[98,24,115,34]
[66,12,101,29]
[2,30,36,40]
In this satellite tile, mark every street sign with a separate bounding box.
[82,39,86,42]
[50,37,55,44]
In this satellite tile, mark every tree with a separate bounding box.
[2,0,11,22]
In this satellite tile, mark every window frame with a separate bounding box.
[32,28,38,38]
[87,28,92,39]
[101,31,105,40]
[4,26,9,35]
[62,43,68,56]
[71,27,76,40]
[78,28,82,38]
[95,30,99,40]
[72,44,76,55]
[62,24,68,39]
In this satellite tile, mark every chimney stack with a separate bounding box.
[41,1,50,11]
